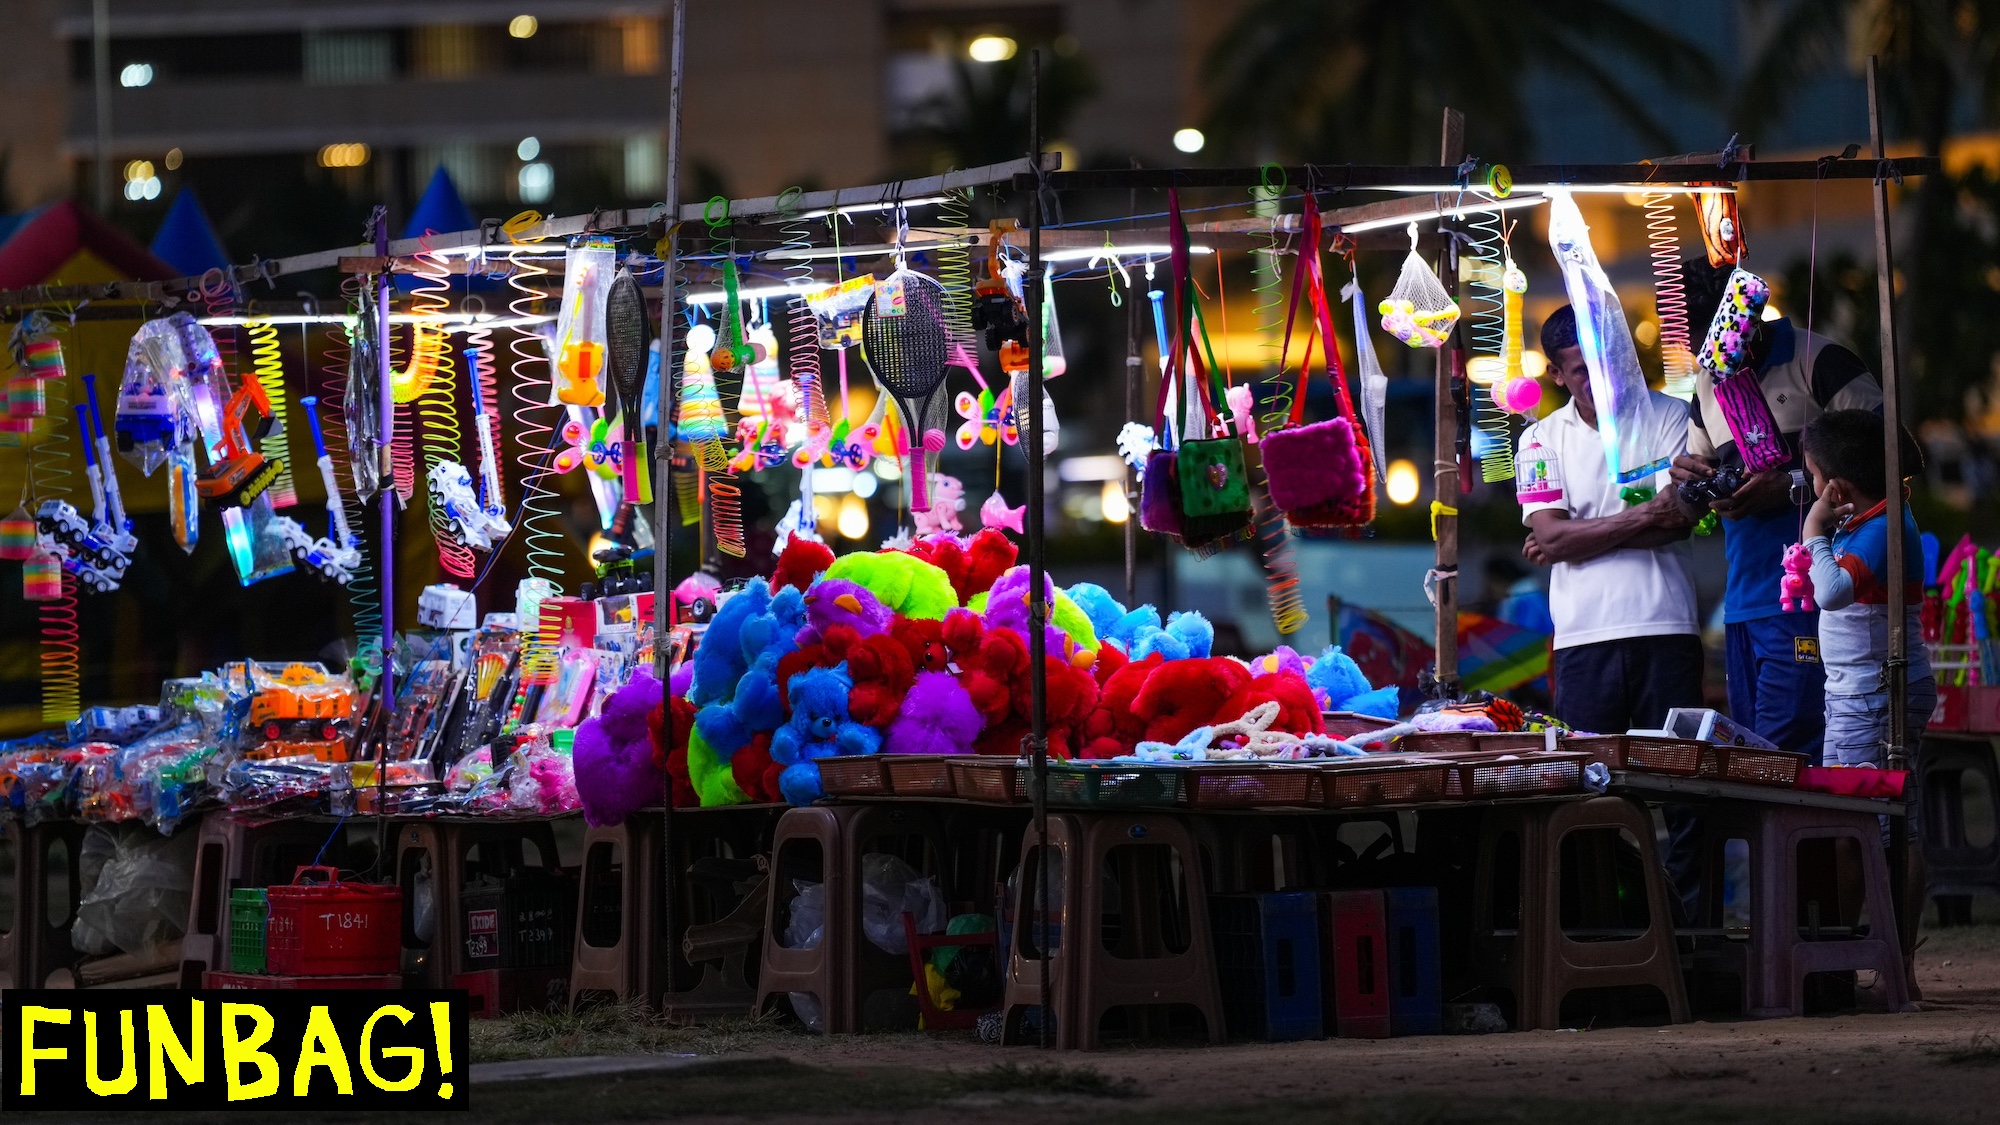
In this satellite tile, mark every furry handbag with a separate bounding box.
[1261,200,1375,526]
[1138,448,1184,540]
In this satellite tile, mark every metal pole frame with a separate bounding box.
[653,0,689,1008]
[1431,109,1466,697]
[1024,49,1053,1049]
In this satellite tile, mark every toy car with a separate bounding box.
[426,460,510,551]
[244,667,355,746]
[271,515,360,585]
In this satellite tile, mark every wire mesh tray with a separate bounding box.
[1182,764,1320,809]
[1396,731,1549,755]
[1699,744,1808,787]
[947,757,1029,804]
[816,755,892,797]
[884,754,958,797]
[1044,763,1186,808]
[1564,734,1705,777]
[1431,749,1590,799]
[1313,757,1450,808]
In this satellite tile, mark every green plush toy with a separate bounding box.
[824,551,958,620]
[686,727,750,807]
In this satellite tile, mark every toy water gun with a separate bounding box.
[272,395,363,584]
[1967,555,1999,685]
[78,374,138,559]
[462,351,508,527]
[196,370,281,509]
[1937,534,1980,684]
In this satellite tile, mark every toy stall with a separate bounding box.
[0,40,1951,1043]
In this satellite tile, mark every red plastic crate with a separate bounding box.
[265,866,402,976]
[204,971,401,989]
[1322,890,1391,1038]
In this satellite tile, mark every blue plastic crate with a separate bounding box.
[1384,886,1442,1036]
[1210,892,1323,1041]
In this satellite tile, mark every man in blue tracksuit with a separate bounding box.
[1671,259,1885,765]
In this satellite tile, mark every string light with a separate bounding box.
[1386,459,1421,506]
[509,14,539,38]
[1101,479,1130,523]
[836,494,870,540]
[1173,128,1206,154]
[967,35,1016,62]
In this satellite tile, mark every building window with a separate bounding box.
[415,143,501,202]
[615,17,661,75]
[304,31,394,84]
[410,25,492,78]
[624,136,663,197]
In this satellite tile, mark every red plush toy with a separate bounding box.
[1132,657,1252,744]
[729,731,783,803]
[1079,651,1162,759]
[1038,654,1101,759]
[942,608,1036,755]
[903,528,1018,606]
[845,631,916,727]
[1218,671,1327,737]
[769,537,835,594]
[890,616,952,675]
[775,623,862,710]
[651,695,698,807]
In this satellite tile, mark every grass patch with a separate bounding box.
[469,999,808,1063]
[950,1061,1139,1099]
[1916,922,2000,958]
[1931,1031,2000,1066]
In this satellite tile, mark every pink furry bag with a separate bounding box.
[1261,201,1374,526]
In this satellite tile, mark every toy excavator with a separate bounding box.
[196,370,283,509]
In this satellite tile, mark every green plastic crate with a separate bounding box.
[1042,763,1185,808]
[229,888,268,973]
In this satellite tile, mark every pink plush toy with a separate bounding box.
[1780,541,1815,613]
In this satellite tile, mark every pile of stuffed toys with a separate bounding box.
[573,528,1402,825]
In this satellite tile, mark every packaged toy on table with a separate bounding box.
[229,661,359,762]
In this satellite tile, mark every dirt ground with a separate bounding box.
[443,918,2000,1125]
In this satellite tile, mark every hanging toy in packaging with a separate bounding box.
[1378,224,1460,348]
[1492,255,1543,416]
[1698,268,1789,472]
[1698,188,1746,267]
[676,322,732,471]
[806,275,874,348]
[77,375,138,559]
[461,354,513,538]
[552,239,614,407]
[1547,190,1667,485]
[276,395,364,584]
[604,266,653,504]
[971,220,1031,363]
[114,316,201,553]
[23,549,63,601]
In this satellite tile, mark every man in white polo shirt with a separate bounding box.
[1517,305,1703,735]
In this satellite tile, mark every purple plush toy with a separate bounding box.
[799,578,894,645]
[574,673,666,826]
[885,671,984,756]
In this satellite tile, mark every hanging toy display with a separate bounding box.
[1698,267,1789,472]
[860,252,951,512]
[676,322,732,471]
[23,548,63,601]
[1644,192,1698,398]
[971,219,1030,360]
[1379,223,1460,348]
[1698,187,1746,267]
[1004,256,1060,456]
[1490,251,1542,418]
[604,267,653,504]
[193,358,284,509]
[553,239,615,407]
[273,395,363,584]
[1547,189,1666,485]
[0,504,35,560]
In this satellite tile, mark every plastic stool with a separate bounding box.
[1470,796,1689,1030]
[1203,816,1328,893]
[180,814,347,989]
[754,804,949,1033]
[1324,889,1391,1037]
[1385,886,1443,1035]
[0,820,84,990]
[1921,736,2000,922]
[396,819,567,991]
[1001,812,1224,1049]
[1704,801,1913,1017]
[1211,892,1322,1041]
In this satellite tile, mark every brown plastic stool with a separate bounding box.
[569,805,783,1015]
[1704,802,1913,1017]
[0,820,85,989]
[1001,812,1224,1049]
[396,818,566,992]
[1201,815,1328,893]
[1471,796,1689,1030]
[180,813,348,988]
[754,804,949,1033]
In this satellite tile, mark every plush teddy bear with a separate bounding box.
[824,551,958,619]
[981,566,1098,667]
[890,616,951,675]
[1131,610,1214,662]
[771,663,882,805]
[885,671,984,756]
[688,582,769,706]
[692,585,807,761]
[650,693,698,807]
[575,672,666,826]
[729,731,782,803]
[685,726,750,806]
[800,579,894,644]
[942,608,1023,734]
[769,536,835,594]
[1306,644,1399,718]
[1038,654,1102,759]
[901,527,1018,606]
[1132,656,1251,744]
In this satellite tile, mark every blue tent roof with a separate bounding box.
[149,188,232,277]
[403,166,477,239]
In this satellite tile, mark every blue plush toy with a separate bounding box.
[1131,610,1213,662]
[689,582,769,707]
[1305,645,1399,718]
[770,663,882,805]
[1067,584,1164,654]
[693,586,806,759]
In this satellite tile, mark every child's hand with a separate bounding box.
[1802,492,1851,540]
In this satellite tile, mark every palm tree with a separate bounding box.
[1202,0,1718,164]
